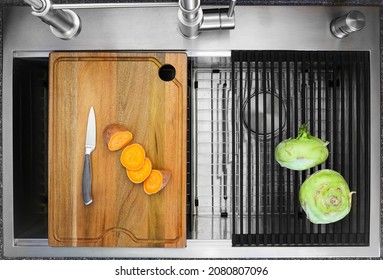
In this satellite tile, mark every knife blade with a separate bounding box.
[82,106,96,206]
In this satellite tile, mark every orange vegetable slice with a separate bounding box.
[126,157,152,183]
[103,124,133,151]
[120,143,146,170]
[143,170,172,195]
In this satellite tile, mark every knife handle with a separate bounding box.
[82,154,93,205]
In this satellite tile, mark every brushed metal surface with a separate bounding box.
[2,4,380,258]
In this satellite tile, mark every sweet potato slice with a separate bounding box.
[143,170,172,195]
[120,143,146,170]
[103,124,133,151]
[126,157,152,183]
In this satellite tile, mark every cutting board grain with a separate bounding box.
[48,52,187,247]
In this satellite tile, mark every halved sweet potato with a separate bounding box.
[126,157,152,183]
[103,123,133,151]
[120,143,146,170]
[143,170,172,195]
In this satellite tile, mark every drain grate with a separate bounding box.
[191,65,234,239]
[231,51,370,246]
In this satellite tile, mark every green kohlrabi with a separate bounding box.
[299,169,355,224]
[274,124,329,171]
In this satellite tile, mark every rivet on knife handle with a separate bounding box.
[82,154,93,205]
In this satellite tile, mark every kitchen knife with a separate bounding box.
[82,106,96,206]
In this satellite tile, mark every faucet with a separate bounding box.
[24,0,81,40]
[178,0,236,39]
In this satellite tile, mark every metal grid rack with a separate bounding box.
[191,64,233,239]
[231,51,370,246]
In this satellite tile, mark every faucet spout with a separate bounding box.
[24,0,81,40]
[24,0,45,10]
[178,0,236,39]
[180,0,199,10]
[179,0,201,21]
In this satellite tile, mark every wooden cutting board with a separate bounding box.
[48,52,187,247]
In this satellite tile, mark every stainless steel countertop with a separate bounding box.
[1,0,382,259]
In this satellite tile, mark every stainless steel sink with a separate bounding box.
[2,3,381,258]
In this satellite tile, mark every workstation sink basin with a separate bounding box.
[2,3,381,258]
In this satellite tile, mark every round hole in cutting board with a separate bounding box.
[159,64,176,81]
[242,91,287,138]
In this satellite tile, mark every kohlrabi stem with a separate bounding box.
[297,123,311,139]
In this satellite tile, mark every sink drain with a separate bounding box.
[241,91,287,138]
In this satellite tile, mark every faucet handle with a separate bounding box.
[228,0,236,17]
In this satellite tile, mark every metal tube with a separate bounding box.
[228,0,236,17]
[179,0,201,21]
[34,7,71,33]
[41,9,75,33]
[24,0,44,10]
[180,0,199,11]
[31,0,81,39]
[178,0,203,38]
[200,9,235,31]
